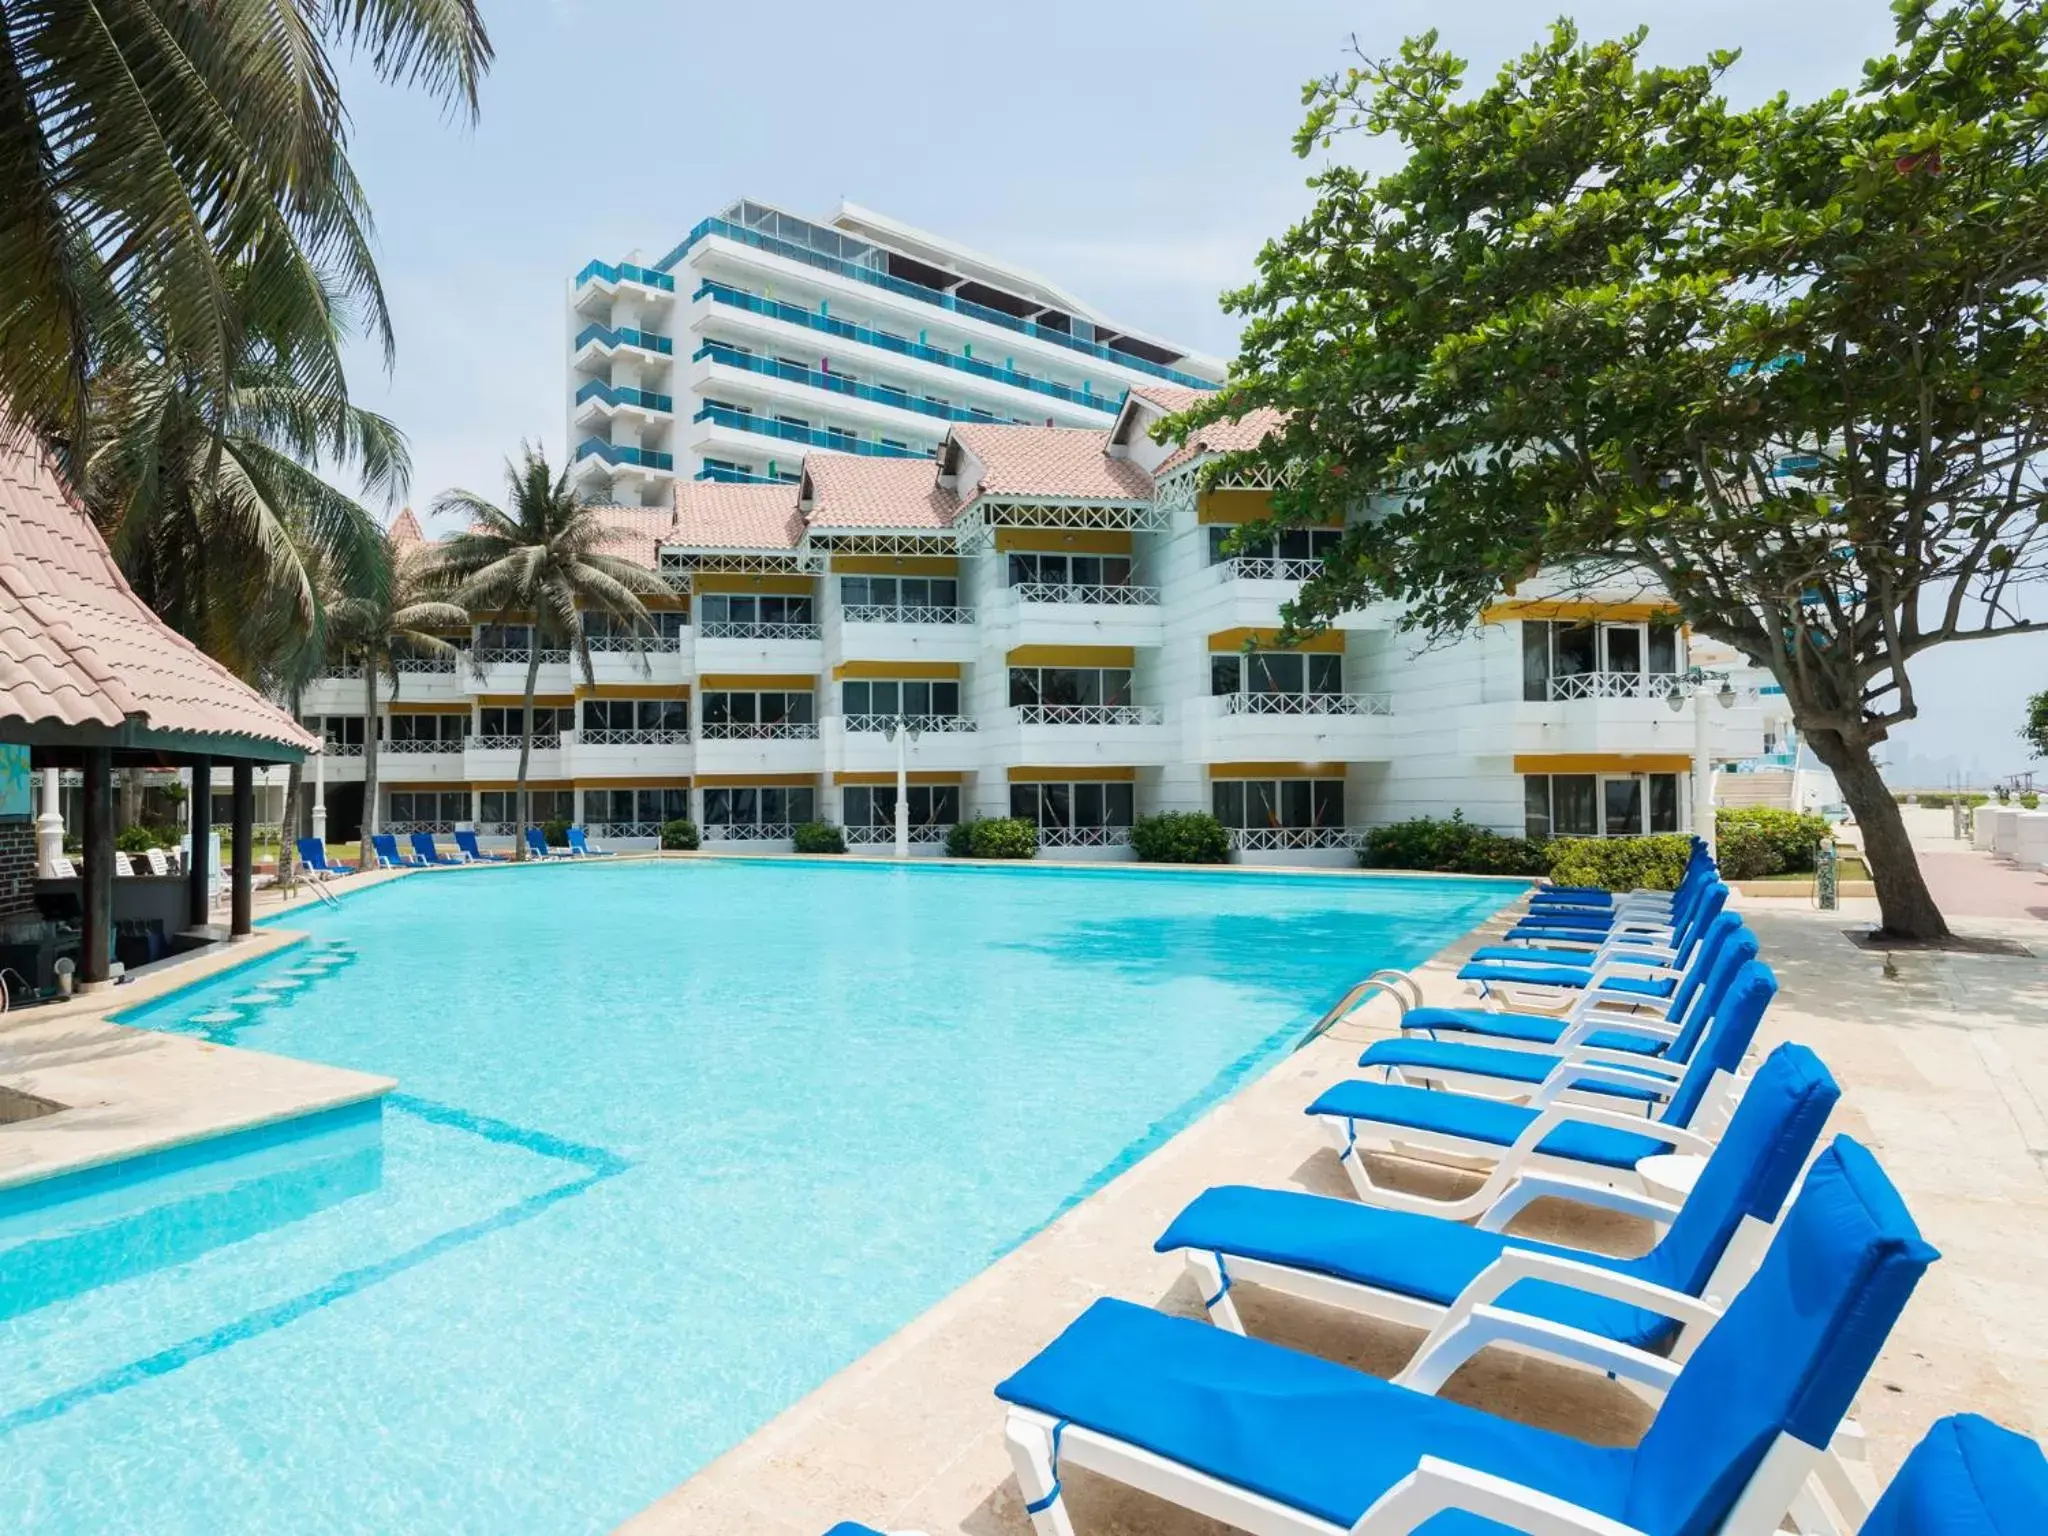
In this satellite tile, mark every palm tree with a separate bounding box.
[431,447,669,859]
[0,0,492,449]
[328,530,470,857]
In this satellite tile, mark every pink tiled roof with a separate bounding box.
[387,506,425,549]
[0,439,318,754]
[670,480,805,550]
[1153,404,1289,478]
[803,455,959,530]
[1125,384,1213,416]
[588,504,679,569]
[948,424,1152,501]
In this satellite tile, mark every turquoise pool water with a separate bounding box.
[0,859,1515,1532]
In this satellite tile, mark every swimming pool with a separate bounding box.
[0,859,1515,1533]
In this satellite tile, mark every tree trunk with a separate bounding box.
[513,645,541,862]
[281,759,302,886]
[362,663,381,866]
[120,769,142,833]
[1804,726,1950,941]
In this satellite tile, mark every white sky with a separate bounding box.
[332,0,2044,781]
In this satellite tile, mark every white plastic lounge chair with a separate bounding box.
[144,846,173,876]
[1493,860,1722,949]
[1836,1412,2048,1536]
[997,1136,1937,1536]
[1157,1043,1838,1382]
[1456,887,1731,1012]
[113,851,134,877]
[47,854,77,879]
[1306,959,1775,1219]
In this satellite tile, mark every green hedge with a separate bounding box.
[116,824,168,854]
[1357,812,1551,877]
[792,821,846,854]
[1131,811,1230,863]
[1713,824,1777,881]
[968,817,1038,859]
[2025,792,2042,810]
[1895,790,1989,808]
[1546,834,1695,892]
[660,818,699,851]
[1714,806,1830,874]
[944,819,979,858]
[540,817,571,847]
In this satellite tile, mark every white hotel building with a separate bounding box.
[299,389,1767,860]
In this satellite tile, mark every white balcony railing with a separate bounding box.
[1009,582,1161,606]
[1015,703,1165,727]
[703,822,797,841]
[473,647,570,667]
[380,819,458,835]
[577,729,691,746]
[1546,671,1685,701]
[382,738,465,755]
[585,635,684,653]
[1215,556,1324,583]
[321,741,364,758]
[470,734,561,751]
[473,821,516,835]
[698,721,819,740]
[1228,826,1365,852]
[839,604,975,625]
[698,620,821,641]
[1037,825,1134,848]
[843,823,952,845]
[395,655,461,675]
[1219,691,1393,717]
[583,821,663,839]
[840,714,977,735]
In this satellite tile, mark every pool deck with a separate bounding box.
[627,886,2048,1536]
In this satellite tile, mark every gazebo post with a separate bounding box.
[79,747,114,987]
[230,759,254,937]
[187,754,213,929]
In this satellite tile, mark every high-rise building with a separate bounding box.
[566,199,1226,507]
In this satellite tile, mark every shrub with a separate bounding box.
[1545,833,1694,892]
[793,820,846,854]
[115,825,160,854]
[660,818,699,851]
[1713,824,1778,881]
[1130,811,1231,864]
[944,818,979,858]
[1898,791,1989,809]
[2024,792,2042,810]
[968,817,1038,859]
[1358,811,1551,877]
[541,817,571,847]
[1715,806,1831,874]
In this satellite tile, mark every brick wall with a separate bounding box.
[0,820,36,921]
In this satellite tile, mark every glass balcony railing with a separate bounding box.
[692,406,930,458]
[574,439,675,472]
[694,465,784,485]
[574,379,675,414]
[693,344,1029,426]
[574,258,677,293]
[693,282,1123,416]
[573,322,673,356]
[656,216,1216,389]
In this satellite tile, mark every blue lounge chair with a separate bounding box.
[1485,871,1725,957]
[1306,958,1774,1218]
[452,829,507,863]
[408,831,463,866]
[565,826,616,858]
[524,827,568,860]
[997,1136,1936,1536]
[1457,886,1731,1006]
[370,833,423,869]
[294,837,349,880]
[1157,1043,1838,1375]
[1524,838,1714,914]
[1856,1413,2048,1535]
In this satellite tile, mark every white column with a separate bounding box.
[36,766,63,876]
[311,744,328,845]
[1692,687,1716,854]
[893,721,911,860]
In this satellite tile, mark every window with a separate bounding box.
[1211,779,1346,830]
[701,458,755,478]
[388,713,466,744]
[702,785,816,826]
[1008,781,1135,829]
[1523,620,1683,700]
[701,691,814,726]
[842,785,961,829]
[1008,667,1133,708]
[475,623,534,653]
[1524,773,1682,838]
[479,789,574,823]
[582,787,689,825]
[1210,651,1343,696]
[838,575,959,609]
[317,715,369,746]
[879,438,909,452]
[580,698,688,733]
[387,790,469,826]
[1206,526,1343,565]
[582,609,689,640]
[696,593,815,626]
[1005,551,1133,589]
[478,706,574,737]
[839,680,960,718]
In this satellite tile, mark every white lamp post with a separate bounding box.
[36,766,63,876]
[311,738,328,846]
[1667,669,1737,853]
[885,714,920,859]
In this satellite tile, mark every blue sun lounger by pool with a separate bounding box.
[370,833,423,869]
[1479,873,1726,962]
[408,831,463,866]
[524,827,569,860]
[294,837,350,879]
[452,829,507,862]
[1456,886,1730,1006]
[1855,1412,2048,1535]
[997,1137,1936,1536]
[1157,1042,1837,1374]
[565,827,616,857]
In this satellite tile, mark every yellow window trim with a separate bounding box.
[1514,754,1693,775]
[695,772,819,788]
[1005,644,1136,669]
[1207,762,1350,779]
[386,702,472,715]
[475,694,575,708]
[696,673,816,691]
[1196,487,1340,528]
[575,683,692,700]
[1004,765,1138,783]
[469,779,575,791]
[831,660,962,681]
[832,771,966,786]
[1484,599,1680,624]
[570,777,692,790]
[829,554,959,575]
[992,528,1133,554]
[691,572,816,595]
[1207,627,1345,655]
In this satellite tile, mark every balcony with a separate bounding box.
[693,619,824,675]
[658,214,1216,389]
[468,647,574,694]
[1454,675,1764,761]
[695,344,1031,428]
[573,439,675,473]
[693,721,822,779]
[832,603,978,666]
[585,633,692,684]
[561,727,692,780]
[374,739,468,781]
[695,464,785,485]
[1215,557,1324,584]
[825,714,981,775]
[843,822,951,850]
[692,282,1123,417]
[464,734,564,779]
[980,584,1164,650]
[690,405,931,459]
[573,322,674,364]
[573,379,675,428]
[1037,826,1133,851]
[1191,691,1396,764]
[573,258,677,296]
[988,703,1172,769]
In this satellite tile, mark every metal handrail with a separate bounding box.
[1219,692,1393,717]
[1014,703,1163,727]
[1293,970,1425,1051]
[1009,582,1161,606]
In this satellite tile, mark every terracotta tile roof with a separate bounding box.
[0,439,317,754]
[669,479,805,550]
[387,506,425,549]
[1153,405,1289,478]
[587,504,679,569]
[1124,384,1213,416]
[803,455,959,530]
[948,424,1152,502]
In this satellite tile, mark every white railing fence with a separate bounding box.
[395,655,461,675]
[1214,556,1325,583]
[1014,703,1165,727]
[839,604,976,625]
[382,738,465,755]
[703,822,797,841]
[469,734,562,751]
[321,741,364,758]
[380,820,459,835]
[1036,825,1133,848]
[1228,826,1365,852]
[1009,582,1161,606]
[472,647,570,667]
[1546,670,1685,701]
[840,714,978,735]
[582,821,663,839]
[698,620,821,641]
[843,823,953,845]
[575,729,692,746]
[586,634,685,653]
[698,721,819,740]
[1219,691,1393,717]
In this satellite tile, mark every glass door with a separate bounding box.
[1602,624,1644,685]
[1602,776,1645,835]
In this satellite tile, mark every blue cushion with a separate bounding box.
[1156,1184,1683,1350]
[1400,1009,1670,1053]
[821,1526,887,1536]
[1467,944,1615,967]
[1304,1079,1676,1167]
[1457,961,1677,998]
[1358,1037,1666,1101]
[994,1296,1630,1531]
[1863,1414,2048,1536]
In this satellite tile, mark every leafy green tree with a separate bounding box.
[0,0,491,447]
[2024,691,2048,759]
[1173,1,2048,939]
[430,449,670,859]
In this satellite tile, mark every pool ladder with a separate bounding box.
[1293,969,1424,1052]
